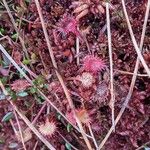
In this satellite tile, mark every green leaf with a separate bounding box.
[57,114,62,120]
[0,77,7,84]
[67,123,72,132]
[0,139,4,144]
[25,0,31,3]
[65,143,71,150]
[34,95,45,104]
[10,91,17,100]
[17,91,28,97]
[5,87,16,99]
[0,28,5,34]
[43,84,48,89]
[11,33,18,40]
[33,76,45,87]
[2,112,13,122]
[29,87,37,94]
[22,59,31,65]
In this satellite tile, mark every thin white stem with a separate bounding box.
[88,124,98,149]
[106,3,115,131]
[98,0,150,149]
[9,120,18,134]
[115,69,149,77]
[33,141,39,150]
[121,0,150,77]
[14,110,27,150]
[32,102,47,124]
[76,37,80,65]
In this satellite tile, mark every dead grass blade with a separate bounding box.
[88,124,98,149]
[34,0,93,149]
[98,0,150,149]
[115,69,149,77]
[76,37,80,65]
[106,2,115,131]
[13,110,27,150]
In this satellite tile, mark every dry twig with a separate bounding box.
[106,2,115,131]
[116,69,149,77]
[13,110,27,150]
[76,37,80,65]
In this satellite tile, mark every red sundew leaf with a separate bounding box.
[57,14,82,39]
[11,79,31,92]
[82,55,106,74]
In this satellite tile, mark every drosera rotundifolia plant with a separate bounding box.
[0,0,150,149]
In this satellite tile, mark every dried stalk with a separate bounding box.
[34,0,93,149]
[106,2,115,131]
[121,0,150,77]
[88,124,98,149]
[33,141,39,150]
[115,69,149,77]
[76,37,80,65]
[13,110,27,150]
[98,0,150,149]
[32,102,47,124]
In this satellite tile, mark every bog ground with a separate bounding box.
[0,0,150,150]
